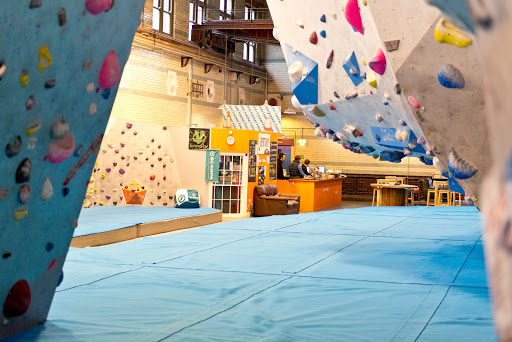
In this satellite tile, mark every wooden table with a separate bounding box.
[370,184,418,206]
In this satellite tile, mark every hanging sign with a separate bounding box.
[205,149,220,182]
[189,128,210,150]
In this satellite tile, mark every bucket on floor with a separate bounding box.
[175,189,200,208]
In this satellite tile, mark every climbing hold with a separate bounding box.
[326,130,335,139]
[438,64,465,89]
[16,158,31,183]
[73,145,83,157]
[383,92,391,100]
[46,242,54,252]
[417,137,426,145]
[434,18,472,48]
[343,51,362,86]
[399,119,407,126]
[333,91,340,99]
[58,8,67,26]
[41,178,53,200]
[98,50,121,89]
[343,92,358,99]
[368,74,377,88]
[394,83,401,94]
[320,30,326,38]
[48,133,75,163]
[20,70,29,87]
[344,0,364,35]
[102,88,111,99]
[38,46,52,72]
[29,0,42,9]
[119,169,125,175]
[448,148,478,179]
[120,143,125,148]
[2,252,11,259]
[329,104,336,110]
[44,79,56,88]
[19,185,30,205]
[62,187,70,197]
[332,134,340,142]
[85,0,113,15]
[362,0,367,5]
[0,189,8,200]
[375,135,381,142]
[332,12,337,19]
[150,175,156,180]
[3,280,31,318]
[368,48,386,75]
[288,61,303,84]
[403,148,413,156]
[100,174,106,179]
[309,31,318,44]
[375,113,383,122]
[6,136,22,158]
[296,20,304,29]
[51,119,69,139]
[320,14,326,23]
[26,96,36,110]
[310,106,326,117]
[89,102,97,115]
[0,61,5,79]
[408,96,420,108]
[408,142,417,150]
[272,27,279,41]
[14,209,28,221]
[395,130,404,142]
[360,71,367,79]
[314,127,323,137]
[326,50,334,69]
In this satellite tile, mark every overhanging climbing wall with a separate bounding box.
[267,0,487,201]
[0,0,144,338]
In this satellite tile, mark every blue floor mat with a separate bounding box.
[9,206,496,341]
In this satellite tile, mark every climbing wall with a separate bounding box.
[0,0,144,338]
[429,1,512,340]
[266,0,487,201]
[90,118,206,207]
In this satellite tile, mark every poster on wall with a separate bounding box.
[249,140,257,182]
[189,128,210,149]
[258,133,270,155]
[206,80,215,103]
[269,141,278,180]
[258,165,266,185]
[167,71,177,96]
[205,149,220,182]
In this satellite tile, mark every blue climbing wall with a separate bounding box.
[0,0,144,338]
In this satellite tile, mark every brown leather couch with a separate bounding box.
[253,184,301,216]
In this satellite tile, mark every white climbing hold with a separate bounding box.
[272,27,279,41]
[89,102,97,115]
[291,95,302,109]
[296,20,304,29]
[336,132,348,141]
[51,119,69,139]
[433,157,448,173]
[375,113,383,122]
[288,61,303,84]
[86,82,95,94]
[41,178,53,200]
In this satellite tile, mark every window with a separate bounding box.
[219,0,233,20]
[243,6,256,63]
[153,0,173,35]
[189,0,206,40]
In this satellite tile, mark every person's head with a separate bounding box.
[304,159,310,165]
[294,155,301,162]
[279,153,285,161]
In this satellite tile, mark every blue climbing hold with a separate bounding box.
[342,51,363,86]
[438,64,465,89]
[320,14,326,23]
[46,242,54,252]
[63,187,70,197]
[320,30,326,38]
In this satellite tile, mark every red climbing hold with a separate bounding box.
[98,50,120,89]
[326,50,334,69]
[345,0,364,35]
[3,280,31,318]
[85,0,113,15]
[150,175,156,180]
[329,104,336,110]
[309,31,318,45]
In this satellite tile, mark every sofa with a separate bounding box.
[253,184,301,216]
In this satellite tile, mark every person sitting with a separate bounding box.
[277,153,286,180]
[288,155,306,179]
[302,159,311,176]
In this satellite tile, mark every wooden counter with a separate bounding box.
[276,178,342,212]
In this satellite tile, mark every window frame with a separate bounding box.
[219,0,233,20]
[153,0,173,35]
[243,5,256,63]
[189,0,207,40]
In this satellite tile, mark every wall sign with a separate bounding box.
[269,141,278,180]
[189,128,210,149]
[248,140,257,182]
[258,133,271,155]
[205,149,220,182]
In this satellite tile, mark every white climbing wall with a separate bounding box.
[267,0,487,201]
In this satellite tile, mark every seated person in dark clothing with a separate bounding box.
[302,159,311,176]
[277,153,286,180]
[289,155,306,178]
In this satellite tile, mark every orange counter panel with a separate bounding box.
[276,178,342,212]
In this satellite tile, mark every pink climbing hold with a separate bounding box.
[408,96,420,108]
[368,48,386,75]
[85,0,113,15]
[345,0,364,35]
[98,50,121,89]
[309,31,318,45]
[48,133,75,163]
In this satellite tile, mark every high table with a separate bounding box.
[276,178,342,212]
[370,183,418,206]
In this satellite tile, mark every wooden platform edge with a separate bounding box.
[70,210,222,248]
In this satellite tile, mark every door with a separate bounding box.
[209,153,248,217]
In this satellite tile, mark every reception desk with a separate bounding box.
[276,178,342,212]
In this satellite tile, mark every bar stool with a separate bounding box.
[372,186,383,206]
[405,188,416,206]
[426,188,437,206]
[451,191,462,206]
[436,181,451,206]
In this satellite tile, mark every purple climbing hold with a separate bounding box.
[320,14,326,23]
[119,168,125,175]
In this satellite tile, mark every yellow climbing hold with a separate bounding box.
[100,174,106,179]
[20,72,28,87]
[14,209,28,221]
[434,18,472,48]
[94,188,98,192]
[362,0,367,5]
[368,74,377,88]
[425,132,430,135]
[26,122,41,136]
[361,58,366,66]
[38,45,52,72]
[402,88,407,92]
[99,201,105,206]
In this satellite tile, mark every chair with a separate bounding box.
[435,181,451,206]
[253,184,301,216]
